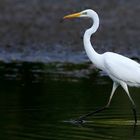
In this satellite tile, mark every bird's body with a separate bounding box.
[91,51,140,87]
[63,9,139,124]
[103,52,140,87]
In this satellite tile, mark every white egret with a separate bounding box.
[63,9,140,125]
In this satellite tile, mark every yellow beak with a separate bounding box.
[63,12,81,19]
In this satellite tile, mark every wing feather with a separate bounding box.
[103,52,140,86]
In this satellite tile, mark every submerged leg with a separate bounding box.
[120,82,137,125]
[75,82,119,123]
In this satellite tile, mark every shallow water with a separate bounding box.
[0,62,140,140]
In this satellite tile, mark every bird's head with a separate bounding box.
[63,9,96,20]
[62,9,99,34]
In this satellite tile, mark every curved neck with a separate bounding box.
[83,12,103,69]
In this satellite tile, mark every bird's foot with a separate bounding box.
[72,118,86,125]
[64,118,85,125]
[63,118,85,125]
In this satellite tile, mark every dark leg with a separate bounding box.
[120,82,137,125]
[132,107,137,125]
[75,82,119,123]
[75,106,108,123]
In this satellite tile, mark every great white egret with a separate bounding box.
[63,9,140,124]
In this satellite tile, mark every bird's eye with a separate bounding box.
[83,12,87,15]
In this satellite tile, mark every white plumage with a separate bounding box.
[103,52,140,87]
[63,9,139,124]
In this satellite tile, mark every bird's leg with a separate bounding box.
[132,107,137,125]
[75,82,118,123]
[120,82,137,125]
[75,106,107,124]
[106,82,119,107]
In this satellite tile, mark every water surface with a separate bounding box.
[0,62,140,140]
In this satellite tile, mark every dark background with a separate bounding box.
[0,0,139,63]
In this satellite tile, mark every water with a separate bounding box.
[0,62,140,140]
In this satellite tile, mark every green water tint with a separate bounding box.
[0,62,140,140]
[63,119,140,126]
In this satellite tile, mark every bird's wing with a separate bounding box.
[103,52,140,86]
